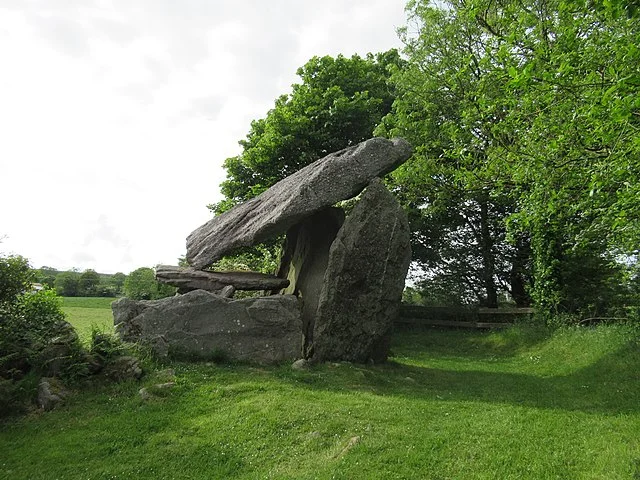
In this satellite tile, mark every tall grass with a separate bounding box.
[2,303,638,479]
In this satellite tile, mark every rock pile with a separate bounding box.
[114,137,412,364]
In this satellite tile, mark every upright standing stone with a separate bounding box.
[311,179,411,363]
[275,207,345,356]
[186,137,413,269]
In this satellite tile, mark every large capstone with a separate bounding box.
[311,178,412,363]
[113,290,302,364]
[275,207,345,357]
[186,137,413,269]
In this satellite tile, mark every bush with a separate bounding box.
[124,267,175,300]
[0,289,72,376]
[0,254,88,415]
[0,255,33,305]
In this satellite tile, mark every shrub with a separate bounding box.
[0,254,88,415]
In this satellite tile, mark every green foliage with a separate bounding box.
[379,0,639,314]
[0,253,72,414]
[211,243,282,275]
[0,290,68,375]
[1,257,66,375]
[0,255,33,305]
[109,272,126,295]
[123,267,175,300]
[1,324,639,478]
[204,51,404,273]
[50,270,126,298]
[78,269,101,297]
[33,266,59,289]
[54,271,80,297]
[89,329,129,364]
[214,51,403,212]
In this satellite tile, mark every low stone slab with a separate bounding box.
[311,179,412,363]
[155,265,289,292]
[186,137,412,269]
[113,290,302,364]
[37,377,70,411]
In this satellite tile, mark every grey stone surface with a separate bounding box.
[311,179,412,363]
[37,320,82,377]
[275,207,345,356]
[291,359,310,370]
[103,356,143,381]
[155,265,289,292]
[113,290,302,364]
[186,137,412,269]
[37,377,69,411]
[220,285,236,298]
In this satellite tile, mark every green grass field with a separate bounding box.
[60,297,115,343]
[1,299,639,479]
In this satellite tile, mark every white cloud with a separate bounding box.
[0,1,406,274]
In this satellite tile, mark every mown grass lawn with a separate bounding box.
[1,301,639,479]
[60,297,115,343]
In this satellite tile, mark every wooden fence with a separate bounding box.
[397,304,535,329]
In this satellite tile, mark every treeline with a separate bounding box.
[33,266,174,300]
[211,0,640,320]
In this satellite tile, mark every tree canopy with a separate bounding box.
[212,50,404,213]
[123,267,175,300]
[207,1,638,318]
[377,0,639,314]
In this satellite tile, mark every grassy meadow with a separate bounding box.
[60,297,115,343]
[1,298,639,479]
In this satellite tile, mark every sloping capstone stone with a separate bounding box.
[311,178,412,363]
[186,137,413,269]
[112,290,302,364]
[155,265,289,293]
[274,207,345,356]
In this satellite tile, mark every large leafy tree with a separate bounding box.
[123,267,175,300]
[78,269,101,297]
[381,0,639,314]
[0,255,34,305]
[203,51,404,274]
[212,50,404,213]
[377,0,529,307]
[54,271,80,297]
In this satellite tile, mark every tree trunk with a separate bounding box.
[479,200,498,308]
[510,235,531,307]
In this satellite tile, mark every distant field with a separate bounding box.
[61,297,116,343]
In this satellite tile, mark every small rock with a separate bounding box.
[153,382,175,390]
[138,387,152,401]
[103,356,143,381]
[291,359,310,370]
[219,285,236,298]
[37,377,70,411]
[154,368,176,380]
[37,320,83,377]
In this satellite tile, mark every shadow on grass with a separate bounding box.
[392,324,553,360]
[278,340,640,416]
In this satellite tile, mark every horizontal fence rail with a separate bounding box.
[397,305,535,329]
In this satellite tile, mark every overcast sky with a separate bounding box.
[0,0,407,274]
